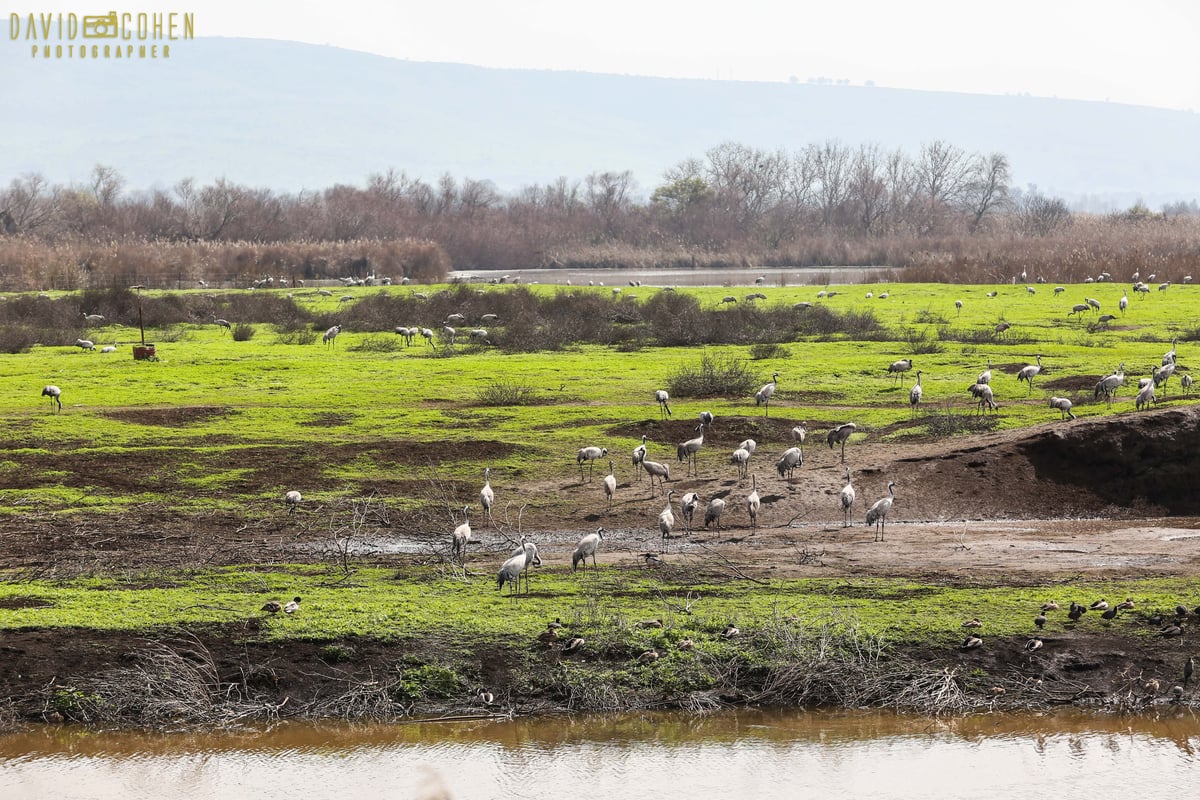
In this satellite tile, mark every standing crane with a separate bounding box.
[659,490,676,550]
[754,372,780,416]
[450,506,472,561]
[577,446,608,480]
[654,390,672,419]
[839,468,855,528]
[677,423,705,477]
[746,475,760,529]
[866,481,897,542]
[632,434,648,481]
[826,423,856,463]
[1017,356,1043,393]
[909,370,923,415]
[480,467,494,525]
[41,385,62,412]
[680,491,699,532]
[572,528,604,572]
[603,460,617,508]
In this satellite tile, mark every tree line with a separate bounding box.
[1,139,1198,289]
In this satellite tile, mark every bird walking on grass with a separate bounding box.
[41,385,62,412]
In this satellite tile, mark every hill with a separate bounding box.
[4,37,1199,206]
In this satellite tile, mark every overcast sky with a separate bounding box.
[16,1,1200,110]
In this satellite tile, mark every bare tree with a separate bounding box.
[809,140,852,228]
[963,153,1011,233]
[914,140,972,234]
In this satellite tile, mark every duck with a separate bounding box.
[1025,636,1044,652]
[476,688,494,705]
[1068,602,1086,621]
[1034,613,1046,629]
[720,625,740,639]
[1114,597,1135,611]
[562,636,586,655]
[677,639,695,651]
[961,618,983,629]
[1089,599,1109,612]
[638,618,664,629]
[638,650,660,664]
[284,596,301,614]
[261,600,284,613]
[537,627,561,645]
[1100,606,1119,621]
[1040,601,1059,612]
[1159,623,1185,637]
[960,634,983,650]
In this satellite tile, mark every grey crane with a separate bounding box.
[754,371,780,416]
[977,358,993,385]
[285,489,302,514]
[572,527,604,572]
[968,383,998,414]
[791,423,807,454]
[497,541,541,596]
[1163,338,1178,366]
[577,446,608,480]
[775,446,803,479]
[41,384,62,412]
[632,435,648,481]
[212,315,232,332]
[746,475,760,529]
[654,389,672,418]
[909,370,923,415]
[450,505,472,560]
[1182,374,1194,396]
[658,489,677,550]
[826,422,856,463]
[83,313,104,324]
[730,446,750,479]
[642,458,671,494]
[1017,356,1043,393]
[480,467,494,524]
[703,495,726,530]
[1154,361,1176,396]
[322,325,342,346]
[1049,396,1076,420]
[698,410,714,428]
[1094,364,1125,405]
[839,467,855,527]
[677,423,705,477]
[1119,291,1129,314]
[75,338,95,351]
[680,491,699,532]
[887,358,913,384]
[866,481,896,542]
[1135,379,1157,410]
[603,460,616,508]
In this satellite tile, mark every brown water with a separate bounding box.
[1,709,1196,799]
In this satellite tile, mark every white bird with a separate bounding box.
[680,491,699,531]
[420,327,436,349]
[659,490,676,549]
[698,411,714,428]
[954,299,963,314]
[480,467,494,524]
[887,358,913,384]
[497,542,540,595]
[632,435,648,481]
[285,489,302,513]
[1119,291,1128,314]
[839,467,855,527]
[322,325,342,346]
[826,422,856,463]
[866,481,897,542]
[1049,397,1076,420]
[603,460,617,507]
[284,596,301,614]
[909,370,923,415]
[1182,374,1194,396]
[100,345,116,353]
[655,389,672,418]
[1017,356,1043,393]
[746,475,760,529]
[451,505,472,560]
[83,313,104,323]
[754,372,780,416]
[75,338,95,350]
[791,424,807,453]
[704,495,726,530]
[677,423,705,477]
[1154,361,1176,396]
[41,384,62,412]
[577,446,608,480]
[775,446,803,479]
[572,527,604,572]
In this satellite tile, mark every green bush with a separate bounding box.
[231,323,255,341]
[667,354,757,398]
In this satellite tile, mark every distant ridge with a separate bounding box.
[3,37,1199,207]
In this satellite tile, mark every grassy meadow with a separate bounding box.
[1,279,1197,722]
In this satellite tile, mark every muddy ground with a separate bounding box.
[2,405,1199,723]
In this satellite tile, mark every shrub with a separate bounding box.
[475,380,540,406]
[275,328,318,345]
[749,343,790,360]
[667,354,757,398]
[348,335,401,353]
[230,323,255,341]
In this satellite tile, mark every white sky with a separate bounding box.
[24,0,1200,110]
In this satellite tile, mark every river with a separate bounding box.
[448,266,895,287]
[1,709,1195,799]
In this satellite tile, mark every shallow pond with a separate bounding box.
[2,709,1196,799]
[448,266,893,287]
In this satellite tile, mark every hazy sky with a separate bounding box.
[19,1,1200,110]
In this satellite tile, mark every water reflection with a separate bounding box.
[1,709,1197,800]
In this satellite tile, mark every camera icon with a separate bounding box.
[83,12,119,38]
